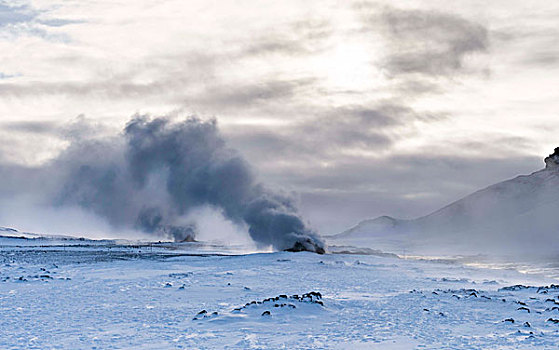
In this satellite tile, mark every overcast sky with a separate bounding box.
[1,0,558,234]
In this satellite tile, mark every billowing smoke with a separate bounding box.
[1,116,325,253]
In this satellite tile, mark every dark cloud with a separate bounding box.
[0,79,174,99]
[297,106,399,150]
[390,79,443,96]
[241,19,332,57]
[377,7,489,77]
[192,78,317,110]
[353,4,490,99]
[0,120,60,134]
[225,117,389,169]
[225,102,439,167]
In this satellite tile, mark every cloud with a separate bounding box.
[377,7,489,77]
[224,102,419,167]
[0,120,60,134]
[240,19,332,57]
[494,24,559,68]
[0,2,35,27]
[0,1,78,40]
[225,101,448,170]
[191,78,318,110]
[352,5,490,97]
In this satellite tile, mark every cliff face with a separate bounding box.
[544,147,559,170]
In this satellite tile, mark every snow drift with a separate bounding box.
[333,148,559,255]
[0,116,324,254]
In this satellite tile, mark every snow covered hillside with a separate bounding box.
[331,148,559,255]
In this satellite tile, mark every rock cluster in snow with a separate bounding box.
[193,291,324,320]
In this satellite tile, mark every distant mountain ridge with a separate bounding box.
[332,148,559,254]
[332,215,404,239]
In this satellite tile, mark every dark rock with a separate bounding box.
[193,310,207,320]
[284,239,326,255]
[544,147,559,170]
[500,285,530,292]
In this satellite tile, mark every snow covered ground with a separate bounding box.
[1,237,559,349]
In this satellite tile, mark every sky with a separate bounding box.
[0,0,558,235]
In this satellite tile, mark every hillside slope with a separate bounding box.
[332,148,559,254]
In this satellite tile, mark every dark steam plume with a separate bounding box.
[42,116,324,253]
